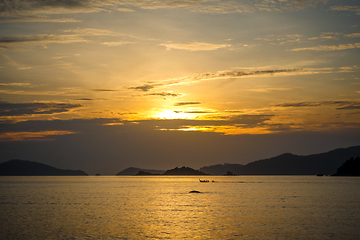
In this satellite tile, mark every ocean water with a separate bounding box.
[0,176,359,239]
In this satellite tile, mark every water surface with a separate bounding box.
[1,176,359,239]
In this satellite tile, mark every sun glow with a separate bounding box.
[152,109,192,119]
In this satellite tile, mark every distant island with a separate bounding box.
[117,145,360,176]
[332,157,360,176]
[199,145,360,175]
[133,167,207,176]
[163,166,207,175]
[3,146,359,176]
[116,167,165,175]
[0,159,88,176]
[136,171,160,175]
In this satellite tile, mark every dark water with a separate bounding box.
[0,176,359,239]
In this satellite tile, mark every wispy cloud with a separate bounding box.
[0,0,333,23]
[291,43,360,51]
[344,33,360,38]
[0,15,80,23]
[63,28,137,38]
[275,100,360,110]
[0,82,33,87]
[128,68,321,92]
[255,34,304,45]
[330,5,360,15]
[0,34,86,49]
[160,42,231,51]
[101,41,133,46]
[0,88,83,96]
[92,89,118,92]
[247,87,293,93]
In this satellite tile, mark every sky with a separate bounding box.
[0,0,360,175]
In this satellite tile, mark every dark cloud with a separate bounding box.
[92,88,117,92]
[128,68,302,92]
[194,68,301,81]
[128,83,162,92]
[275,101,360,109]
[0,34,85,49]
[337,105,360,110]
[74,98,107,101]
[0,35,60,44]
[145,92,180,97]
[0,102,81,117]
[174,102,201,106]
[75,98,93,101]
[0,0,101,16]
[0,0,331,23]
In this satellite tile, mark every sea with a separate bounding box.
[0,176,359,239]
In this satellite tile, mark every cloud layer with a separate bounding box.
[160,42,231,51]
[0,102,81,117]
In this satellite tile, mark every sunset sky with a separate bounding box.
[1,0,360,174]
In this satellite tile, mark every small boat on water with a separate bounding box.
[199,179,209,182]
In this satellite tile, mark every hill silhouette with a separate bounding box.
[0,159,88,176]
[163,166,207,175]
[136,171,159,175]
[116,167,165,175]
[333,157,360,176]
[199,146,360,175]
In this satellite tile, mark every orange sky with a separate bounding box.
[0,0,359,174]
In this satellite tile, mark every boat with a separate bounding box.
[199,179,209,182]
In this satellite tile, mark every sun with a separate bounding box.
[152,109,191,119]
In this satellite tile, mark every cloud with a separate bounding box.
[0,0,105,20]
[330,5,360,15]
[92,89,117,92]
[0,15,80,23]
[291,43,360,51]
[336,105,360,110]
[0,82,33,87]
[128,83,163,92]
[152,114,276,135]
[145,92,181,97]
[247,87,293,93]
[0,89,83,96]
[192,68,302,81]
[0,102,82,117]
[0,0,332,23]
[160,42,231,51]
[75,98,94,101]
[174,102,201,106]
[344,33,360,38]
[101,41,133,46]
[275,101,360,109]
[0,34,86,49]
[0,131,77,141]
[63,28,137,38]
[128,68,315,92]
[255,34,304,45]
[338,66,359,73]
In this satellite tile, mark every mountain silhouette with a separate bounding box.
[0,159,88,176]
[199,145,360,175]
[163,166,208,175]
[332,157,360,176]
